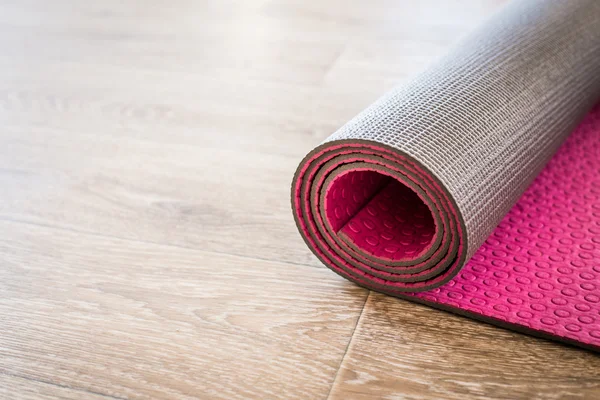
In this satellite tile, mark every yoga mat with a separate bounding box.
[291,0,600,351]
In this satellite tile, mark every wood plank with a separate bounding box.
[0,374,114,400]
[1,126,319,266]
[0,219,367,399]
[329,292,600,400]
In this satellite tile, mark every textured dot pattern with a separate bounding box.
[411,107,600,349]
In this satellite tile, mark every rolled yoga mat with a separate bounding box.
[291,0,600,351]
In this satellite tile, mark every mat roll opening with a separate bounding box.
[325,169,436,262]
[293,142,466,293]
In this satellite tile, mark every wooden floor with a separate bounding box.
[2,0,600,399]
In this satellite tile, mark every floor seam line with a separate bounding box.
[325,290,371,400]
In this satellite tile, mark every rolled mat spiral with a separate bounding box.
[291,0,600,351]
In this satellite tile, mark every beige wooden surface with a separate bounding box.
[1,0,600,399]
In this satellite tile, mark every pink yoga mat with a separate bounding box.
[291,0,600,351]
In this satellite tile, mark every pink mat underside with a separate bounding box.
[410,107,600,349]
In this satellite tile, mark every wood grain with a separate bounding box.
[2,0,599,399]
[0,219,366,399]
